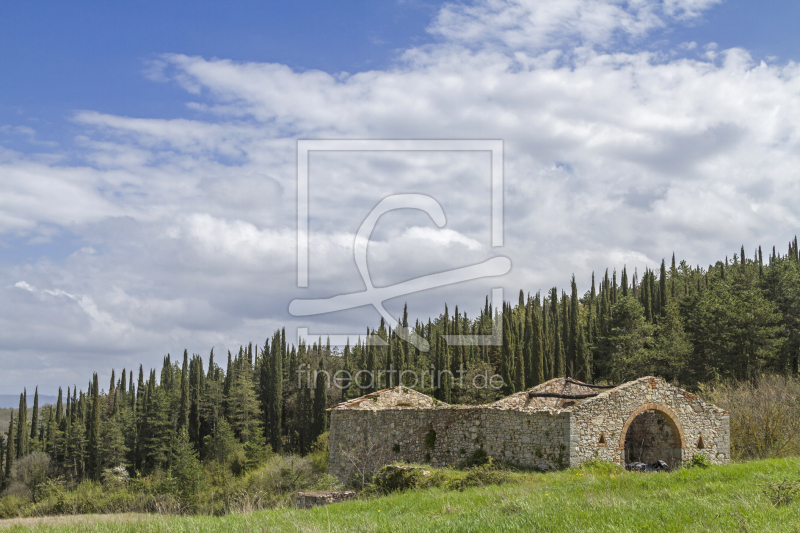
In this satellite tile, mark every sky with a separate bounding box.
[2,0,800,395]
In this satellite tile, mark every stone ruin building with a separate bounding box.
[328,376,730,481]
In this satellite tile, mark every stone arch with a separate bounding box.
[617,402,686,452]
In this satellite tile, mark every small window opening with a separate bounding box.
[697,435,705,449]
[598,433,606,446]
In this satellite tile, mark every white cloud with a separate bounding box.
[2,0,800,392]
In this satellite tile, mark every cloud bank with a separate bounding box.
[2,0,799,392]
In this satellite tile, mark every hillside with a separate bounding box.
[2,458,799,532]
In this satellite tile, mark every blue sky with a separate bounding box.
[3,0,799,152]
[2,0,800,394]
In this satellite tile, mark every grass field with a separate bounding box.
[2,457,799,532]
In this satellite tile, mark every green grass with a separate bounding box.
[4,457,800,532]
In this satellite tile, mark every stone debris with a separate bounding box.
[296,491,357,509]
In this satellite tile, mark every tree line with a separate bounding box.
[1,239,799,485]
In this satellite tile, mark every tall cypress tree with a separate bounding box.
[501,305,515,393]
[577,324,590,382]
[561,291,570,376]
[621,266,628,297]
[569,275,579,377]
[311,359,327,443]
[269,331,283,452]
[4,413,14,485]
[659,259,668,317]
[89,374,100,478]
[16,392,27,458]
[178,349,189,433]
[30,387,39,451]
[531,303,544,386]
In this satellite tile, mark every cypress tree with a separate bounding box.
[55,388,63,427]
[531,305,544,386]
[621,266,628,297]
[577,324,590,382]
[178,349,189,433]
[16,392,27,458]
[30,387,39,451]
[550,289,564,377]
[5,413,13,485]
[542,296,552,380]
[569,275,579,377]
[89,374,100,478]
[659,259,667,317]
[501,305,515,393]
[561,291,570,376]
[311,359,327,443]
[269,331,283,453]
[514,317,525,393]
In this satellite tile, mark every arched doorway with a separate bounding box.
[619,403,685,468]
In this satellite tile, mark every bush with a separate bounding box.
[452,464,511,491]
[686,453,711,469]
[702,375,800,460]
[456,448,491,469]
[243,439,272,471]
[762,478,800,507]
[0,495,28,518]
[101,466,130,489]
[11,451,51,502]
[307,431,329,472]
[223,455,338,513]
[372,464,431,493]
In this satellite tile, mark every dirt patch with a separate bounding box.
[0,512,154,529]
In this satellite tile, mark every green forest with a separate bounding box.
[1,239,799,513]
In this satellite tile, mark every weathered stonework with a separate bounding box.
[328,377,730,482]
[296,491,356,509]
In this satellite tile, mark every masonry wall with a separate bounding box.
[329,407,570,482]
[569,377,730,466]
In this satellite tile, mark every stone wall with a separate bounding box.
[329,406,570,482]
[328,378,731,482]
[569,377,730,466]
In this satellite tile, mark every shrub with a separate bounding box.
[424,428,437,449]
[686,453,711,469]
[701,375,800,460]
[456,448,491,469]
[11,451,51,502]
[243,439,272,471]
[452,464,511,491]
[307,431,329,473]
[372,464,431,493]
[0,495,27,518]
[762,478,800,507]
[101,465,130,489]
